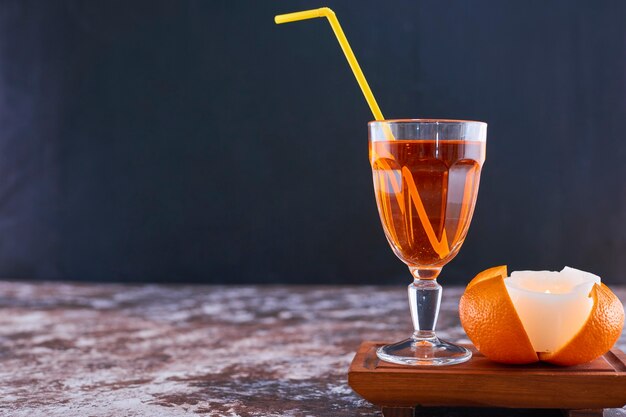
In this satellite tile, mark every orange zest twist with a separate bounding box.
[373,155,451,259]
[372,147,479,261]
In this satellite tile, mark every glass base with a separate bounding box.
[377,336,472,366]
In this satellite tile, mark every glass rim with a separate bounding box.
[368,118,487,127]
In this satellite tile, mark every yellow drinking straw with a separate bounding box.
[275,8,451,258]
[275,7,385,122]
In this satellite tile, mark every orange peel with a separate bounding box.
[459,265,625,366]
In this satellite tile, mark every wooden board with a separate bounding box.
[348,342,626,410]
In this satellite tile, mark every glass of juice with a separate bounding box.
[369,119,487,365]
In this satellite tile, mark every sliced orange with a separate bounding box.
[459,266,624,366]
[459,265,539,364]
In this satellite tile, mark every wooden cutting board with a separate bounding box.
[348,341,626,414]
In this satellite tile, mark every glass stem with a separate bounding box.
[408,274,442,341]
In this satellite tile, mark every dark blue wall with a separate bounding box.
[0,0,624,284]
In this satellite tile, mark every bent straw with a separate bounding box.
[275,9,452,257]
[275,7,385,122]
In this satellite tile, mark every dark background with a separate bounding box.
[0,0,624,285]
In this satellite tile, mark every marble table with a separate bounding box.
[0,282,624,417]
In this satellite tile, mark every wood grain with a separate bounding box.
[349,342,626,409]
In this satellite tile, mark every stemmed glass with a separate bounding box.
[370,119,487,366]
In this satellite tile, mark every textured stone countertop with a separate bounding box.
[0,282,624,417]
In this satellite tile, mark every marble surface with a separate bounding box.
[0,282,624,417]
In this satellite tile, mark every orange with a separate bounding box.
[459,265,538,364]
[459,265,625,366]
[465,265,508,291]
